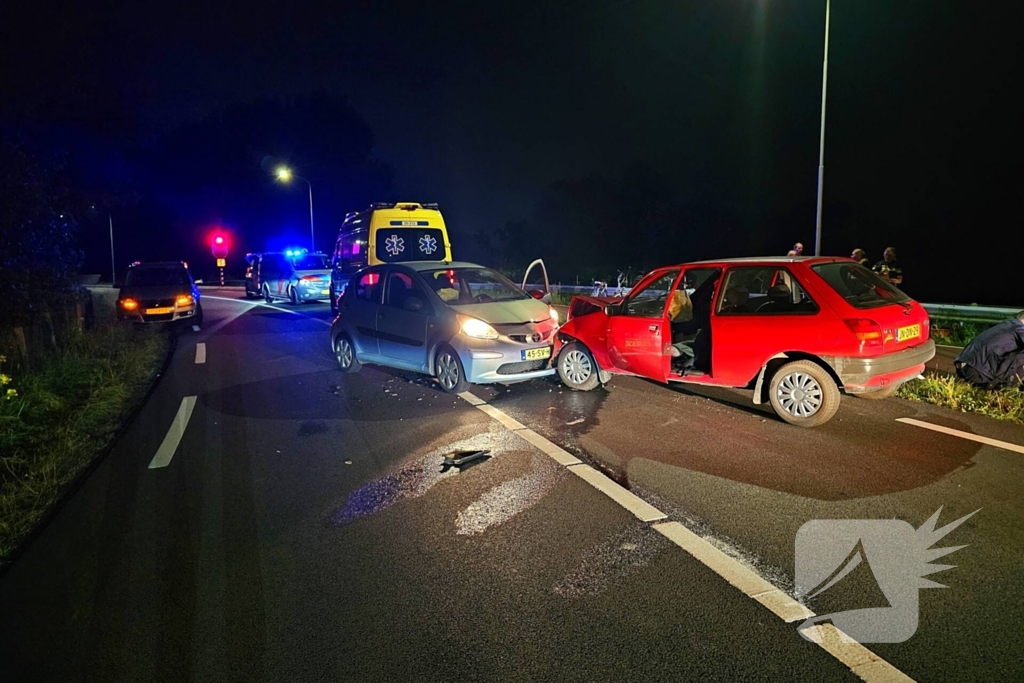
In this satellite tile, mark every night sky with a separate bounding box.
[2,1,1021,304]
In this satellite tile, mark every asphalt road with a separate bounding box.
[1,289,1020,682]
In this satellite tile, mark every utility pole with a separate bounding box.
[814,0,831,256]
[109,213,116,286]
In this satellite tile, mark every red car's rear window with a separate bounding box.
[811,262,911,310]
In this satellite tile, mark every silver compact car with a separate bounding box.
[259,252,333,305]
[330,261,560,393]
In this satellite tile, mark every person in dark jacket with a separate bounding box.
[954,312,1024,389]
[872,247,903,285]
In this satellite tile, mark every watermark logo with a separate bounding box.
[794,507,978,643]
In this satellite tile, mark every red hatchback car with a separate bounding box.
[555,257,936,427]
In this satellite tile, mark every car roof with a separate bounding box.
[129,261,187,269]
[398,261,483,272]
[676,256,850,267]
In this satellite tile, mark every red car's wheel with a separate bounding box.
[768,360,840,427]
[557,342,600,391]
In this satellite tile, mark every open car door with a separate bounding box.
[521,259,552,304]
[605,268,681,383]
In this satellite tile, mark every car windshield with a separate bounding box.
[423,267,530,305]
[812,262,911,309]
[293,254,328,270]
[125,266,190,287]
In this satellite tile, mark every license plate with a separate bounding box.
[521,346,552,361]
[145,307,173,314]
[321,289,330,295]
[897,324,921,342]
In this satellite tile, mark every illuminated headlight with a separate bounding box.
[549,306,560,324]
[119,298,138,311]
[458,316,499,340]
[175,295,194,307]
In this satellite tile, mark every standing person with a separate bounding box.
[793,242,804,256]
[872,247,903,285]
[851,248,869,267]
[954,311,1024,389]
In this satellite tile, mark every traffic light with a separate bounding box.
[211,233,229,258]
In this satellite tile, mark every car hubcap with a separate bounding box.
[438,353,459,389]
[562,349,592,385]
[776,372,822,418]
[336,339,353,368]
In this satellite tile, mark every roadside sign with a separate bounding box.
[216,258,226,267]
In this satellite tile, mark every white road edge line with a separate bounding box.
[148,396,197,469]
[458,390,914,683]
[896,417,1024,454]
[195,343,206,364]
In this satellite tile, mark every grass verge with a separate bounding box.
[0,324,169,566]
[897,372,1024,425]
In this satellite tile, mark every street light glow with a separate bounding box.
[276,167,292,182]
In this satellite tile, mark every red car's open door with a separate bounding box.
[605,268,681,383]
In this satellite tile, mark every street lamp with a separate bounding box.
[275,166,315,252]
[813,0,831,257]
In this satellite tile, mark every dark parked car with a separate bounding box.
[117,261,202,326]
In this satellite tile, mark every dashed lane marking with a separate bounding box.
[896,417,1024,454]
[148,396,197,469]
[195,343,206,364]
[459,390,914,683]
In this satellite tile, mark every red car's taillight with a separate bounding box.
[844,318,883,350]
[300,275,321,281]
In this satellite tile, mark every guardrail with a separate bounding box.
[921,303,1020,324]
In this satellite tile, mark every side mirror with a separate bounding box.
[530,290,545,299]
[539,292,552,304]
[403,296,424,312]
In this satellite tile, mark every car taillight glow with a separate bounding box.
[300,275,321,281]
[844,318,883,349]
[176,295,193,306]
[120,298,138,310]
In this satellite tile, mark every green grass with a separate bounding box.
[898,372,1024,425]
[0,323,168,565]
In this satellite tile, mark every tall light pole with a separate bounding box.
[109,213,116,286]
[275,166,315,252]
[814,0,831,256]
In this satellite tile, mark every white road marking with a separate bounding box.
[195,343,206,364]
[148,396,197,469]
[192,325,200,332]
[515,428,581,466]
[653,521,811,622]
[474,403,527,431]
[567,464,667,522]
[202,294,331,326]
[800,624,915,682]
[896,417,1024,454]
[459,389,913,682]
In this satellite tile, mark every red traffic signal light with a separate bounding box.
[211,233,229,258]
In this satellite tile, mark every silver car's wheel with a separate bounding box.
[334,334,360,373]
[768,360,840,427]
[436,344,468,394]
[557,342,600,391]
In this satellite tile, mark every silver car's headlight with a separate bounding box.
[458,315,499,340]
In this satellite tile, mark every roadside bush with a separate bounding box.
[0,324,167,565]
